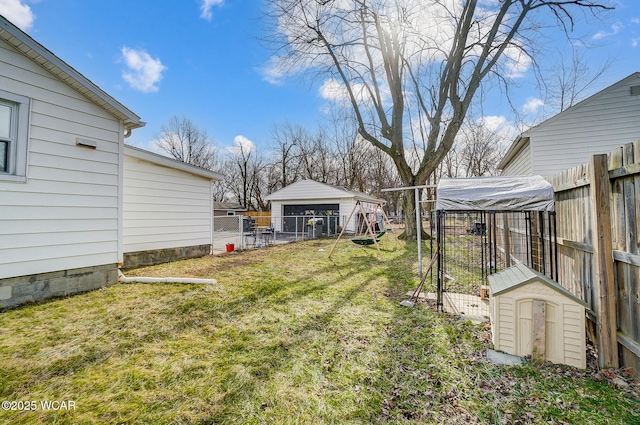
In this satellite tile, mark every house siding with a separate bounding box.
[0,38,121,280]
[123,154,212,254]
[531,74,640,177]
[501,141,532,176]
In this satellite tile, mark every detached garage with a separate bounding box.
[265,180,384,234]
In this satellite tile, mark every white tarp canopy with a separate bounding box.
[435,176,555,212]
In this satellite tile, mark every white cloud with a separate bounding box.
[227,135,255,155]
[0,0,34,31]
[523,97,544,114]
[476,115,519,147]
[261,56,287,85]
[120,47,167,93]
[319,78,391,108]
[199,0,223,21]
[593,23,623,40]
[631,18,640,25]
[502,45,532,79]
[319,79,349,102]
[633,38,640,48]
[479,115,506,133]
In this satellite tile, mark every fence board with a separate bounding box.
[546,143,640,373]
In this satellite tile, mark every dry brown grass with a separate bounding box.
[0,238,638,424]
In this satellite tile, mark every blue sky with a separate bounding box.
[2,0,640,154]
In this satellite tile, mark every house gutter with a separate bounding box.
[118,270,217,285]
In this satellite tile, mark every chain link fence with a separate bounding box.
[212,214,347,253]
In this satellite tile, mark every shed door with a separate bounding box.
[516,299,560,363]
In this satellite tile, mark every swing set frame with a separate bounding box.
[328,200,395,258]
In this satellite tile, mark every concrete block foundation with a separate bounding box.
[122,244,211,269]
[0,264,118,309]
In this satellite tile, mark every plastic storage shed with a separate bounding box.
[488,263,587,368]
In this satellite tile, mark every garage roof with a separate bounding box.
[265,179,384,204]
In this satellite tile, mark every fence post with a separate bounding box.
[589,154,619,368]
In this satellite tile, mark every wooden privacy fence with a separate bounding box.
[546,141,640,374]
[244,211,272,227]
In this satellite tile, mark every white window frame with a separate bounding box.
[0,89,30,183]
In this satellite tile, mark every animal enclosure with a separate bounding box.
[432,177,557,317]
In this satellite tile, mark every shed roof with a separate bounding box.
[435,176,554,211]
[488,262,587,307]
[0,15,143,131]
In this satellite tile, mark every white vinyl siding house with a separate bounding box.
[499,73,640,177]
[0,16,143,307]
[122,146,223,267]
[265,179,384,233]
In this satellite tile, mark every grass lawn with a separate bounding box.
[0,238,638,424]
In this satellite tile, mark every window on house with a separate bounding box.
[0,90,30,182]
[0,103,12,173]
[0,141,7,173]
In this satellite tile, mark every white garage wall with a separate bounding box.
[123,154,213,253]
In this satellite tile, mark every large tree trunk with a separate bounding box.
[398,188,428,240]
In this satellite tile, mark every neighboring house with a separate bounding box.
[123,145,223,268]
[265,179,384,233]
[213,201,247,216]
[499,72,640,177]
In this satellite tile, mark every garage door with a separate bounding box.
[282,204,340,233]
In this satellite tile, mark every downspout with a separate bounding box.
[210,180,214,255]
[118,270,217,285]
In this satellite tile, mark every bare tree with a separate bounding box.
[266,0,611,239]
[212,177,230,203]
[545,47,611,112]
[269,121,304,190]
[225,137,268,211]
[459,121,506,177]
[155,115,218,169]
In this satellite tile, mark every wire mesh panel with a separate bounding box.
[489,211,558,280]
[212,215,242,252]
[434,210,557,318]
